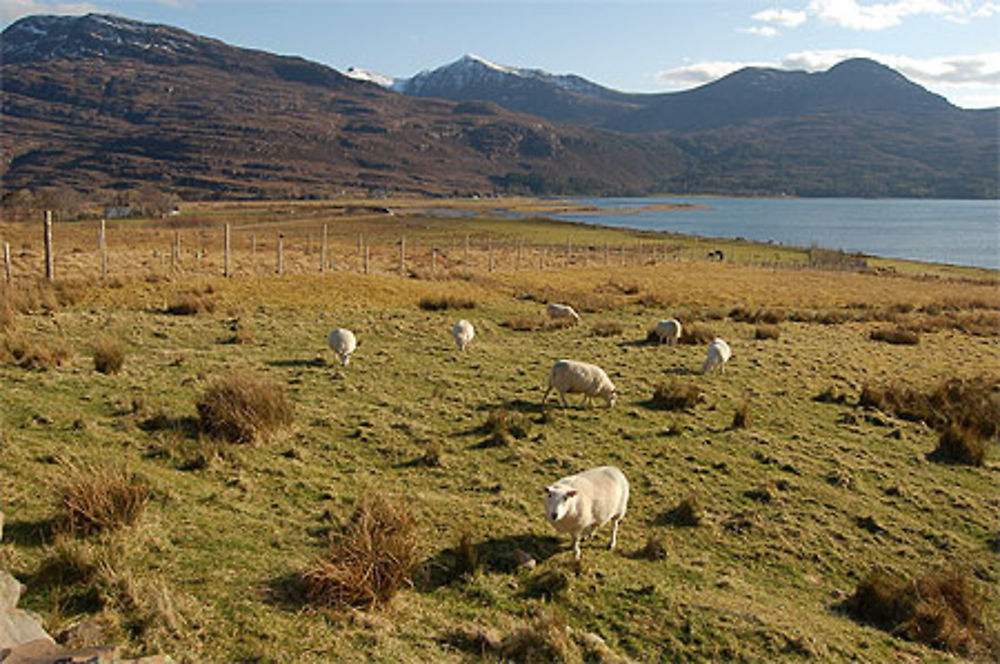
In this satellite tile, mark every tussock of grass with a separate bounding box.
[650,379,702,411]
[815,385,850,404]
[677,324,715,346]
[931,425,988,466]
[57,466,150,536]
[635,535,668,561]
[418,295,476,311]
[730,307,785,324]
[846,567,1000,658]
[481,408,532,446]
[92,335,125,374]
[3,333,73,370]
[859,375,999,441]
[664,493,703,527]
[731,403,751,429]
[423,438,444,467]
[590,320,625,337]
[165,293,214,315]
[302,491,420,610]
[870,327,920,345]
[452,531,481,580]
[220,318,254,345]
[500,606,581,664]
[754,324,781,340]
[196,370,293,444]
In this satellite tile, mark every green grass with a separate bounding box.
[0,209,998,663]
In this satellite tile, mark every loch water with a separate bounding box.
[551,197,999,270]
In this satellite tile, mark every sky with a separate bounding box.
[2,0,999,109]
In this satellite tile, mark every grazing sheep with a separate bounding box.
[547,303,581,324]
[702,337,732,374]
[655,318,682,345]
[327,328,357,366]
[543,359,618,409]
[544,466,630,560]
[452,319,475,351]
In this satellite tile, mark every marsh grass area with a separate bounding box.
[1,200,998,663]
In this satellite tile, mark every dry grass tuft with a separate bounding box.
[92,335,125,374]
[196,370,293,444]
[3,333,73,370]
[730,307,785,324]
[870,327,920,345]
[481,408,532,446]
[635,535,668,561]
[165,293,215,315]
[665,493,703,527]
[650,379,703,411]
[731,403,751,429]
[677,324,716,346]
[846,567,1000,658]
[57,466,151,536]
[500,606,582,664]
[590,320,625,337]
[418,295,476,311]
[452,531,481,580]
[932,425,988,466]
[754,324,781,341]
[302,491,420,610]
[423,438,444,467]
[859,375,999,441]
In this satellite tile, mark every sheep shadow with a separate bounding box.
[420,533,562,591]
[472,398,545,416]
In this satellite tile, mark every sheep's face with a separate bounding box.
[544,486,578,523]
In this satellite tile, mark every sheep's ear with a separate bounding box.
[566,489,578,498]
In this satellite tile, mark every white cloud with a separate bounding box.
[807,0,968,30]
[1,0,102,25]
[752,8,808,27]
[740,25,780,37]
[656,50,1000,108]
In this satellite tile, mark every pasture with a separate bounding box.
[1,201,998,663]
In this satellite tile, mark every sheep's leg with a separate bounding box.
[560,391,569,409]
[572,533,582,560]
[542,386,552,407]
[609,515,623,551]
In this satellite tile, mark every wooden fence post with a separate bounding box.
[250,233,256,257]
[364,239,370,275]
[321,225,328,273]
[358,233,364,272]
[43,210,54,281]
[306,232,312,256]
[566,237,571,267]
[98,218,108,278]
[172,231,180,270]
[3,242,11,284]
[431,248,437,273]
[488,238,494,272]
[277,232,284,275]
[464,235,470,264]
[620,245,625,266]
[605,241,610,265]
[516,238,523,270]
[224,223,231,278]
[399,237,406,274]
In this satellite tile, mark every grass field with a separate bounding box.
[1,201,998,663]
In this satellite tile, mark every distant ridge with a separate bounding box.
[2,14,996,199]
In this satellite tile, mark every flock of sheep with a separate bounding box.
[326,302,734,560]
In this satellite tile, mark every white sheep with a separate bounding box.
[655,318,682,345]
[543,359,618,409]
[547,303,581,324]
[327,328,357,366]
[452,319,475,351]
[702,337,732,374]
[544,466,630,560]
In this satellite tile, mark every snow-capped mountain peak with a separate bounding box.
[343,66,396,88]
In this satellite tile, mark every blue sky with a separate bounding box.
[3,0,999,108]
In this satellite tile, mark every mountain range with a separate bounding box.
[2,13,997,201]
